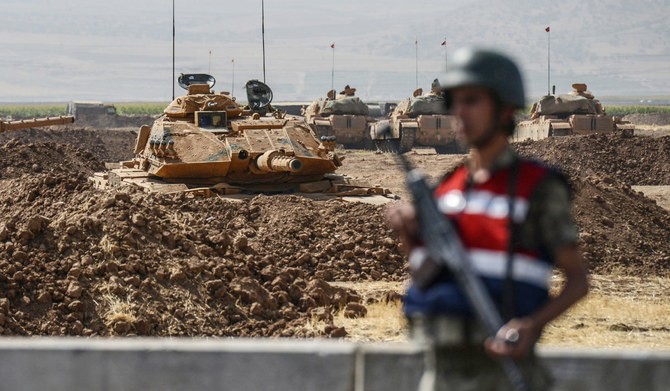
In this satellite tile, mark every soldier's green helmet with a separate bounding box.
[440,48,525,109]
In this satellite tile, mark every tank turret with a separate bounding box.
[370,85,461,154]
[301,85,374,149]
[516,83,634,140]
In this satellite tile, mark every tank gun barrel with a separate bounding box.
[255,150,303,173]
[0,115,74,133]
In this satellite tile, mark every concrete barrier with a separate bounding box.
[0,338,668,391]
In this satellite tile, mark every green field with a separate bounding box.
[3,102,670,120]
[0,102,169,118]
[603,105,670,116]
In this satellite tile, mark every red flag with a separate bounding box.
[231,59,234,63]
[415,39,418,45]
[441,40,446,46]
[330,43,335,48]
[209,50,211,54]
[545,26,550,32]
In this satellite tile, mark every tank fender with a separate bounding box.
[134,125,151,154]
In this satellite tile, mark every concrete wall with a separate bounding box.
[0,338,668,391]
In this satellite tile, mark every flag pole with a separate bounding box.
[231,59,235,97]
[331,43,335,96]
[443,37,447,72]
[172,0,175,100]
[261,0,266,83]
[415,37,418,90]
[208,50,211,74]
[546,26,551,95]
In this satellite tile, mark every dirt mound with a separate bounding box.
[511,134,670,275]
[571,175,670,275]
[514,133,670,185]
[623,113,670,126]
[0,126,136,164]
[0,144,404,336]
[0,138,105,180]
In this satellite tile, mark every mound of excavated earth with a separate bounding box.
[0,126,136,164]
[514,132,670,185]
[514,133,670,275]
[0,138,403,337]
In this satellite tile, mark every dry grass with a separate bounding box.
[331,275,670,350]
[540,275,670,350]
[100,293,137,326]
[333,299,408,342]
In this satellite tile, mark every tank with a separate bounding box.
[301,85,374,149]
[92,74,390,198]
[0,116,74,133]
[514,83,635,141]
[370,81,462,154]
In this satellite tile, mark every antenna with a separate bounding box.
[331,43,335,96]
[546,26,551,95]
[262,0,266,83]
[232,59,235,97]
[415,38,418,90]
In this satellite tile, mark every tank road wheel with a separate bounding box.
[398,125,416,153]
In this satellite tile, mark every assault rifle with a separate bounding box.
[398,153,529,391]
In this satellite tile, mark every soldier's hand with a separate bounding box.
[484,317,540,361]
[384,201,418,253]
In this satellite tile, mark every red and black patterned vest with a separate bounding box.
[409,160,554,291]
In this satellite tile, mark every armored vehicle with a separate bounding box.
[301,85,374,149]
[370,81,461,154]
[0,116,74,133]
[67,101,117,120]
[514,83,634,141]
[92,74,389,198]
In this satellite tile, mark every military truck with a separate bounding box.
[514,83,634,141]
[301,85,374,149]
[370,81,461,153]
[66,101,117,121]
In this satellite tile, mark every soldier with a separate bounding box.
[430,78,441,95]
[386,48,589,390]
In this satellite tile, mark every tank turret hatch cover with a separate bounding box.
[178,73,216,90]
[245,79,273,110]
[572,83,587,92]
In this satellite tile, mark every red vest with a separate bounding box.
[409,160,554,290]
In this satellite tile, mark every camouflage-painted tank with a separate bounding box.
[514,83,634,141]
[370,80,462,154]
[93,74,389,197]
[301,85,374,149]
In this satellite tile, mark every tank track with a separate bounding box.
[397,125,416,153]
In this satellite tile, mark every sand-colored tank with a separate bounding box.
[370,81,461,153]
[514,83,635,141]
[301,85,374,149]
[0,116,74,133]
[92,74,389,198]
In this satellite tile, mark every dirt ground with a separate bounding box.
[0,116,669,348]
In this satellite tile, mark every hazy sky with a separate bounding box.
[1,0,668,103]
